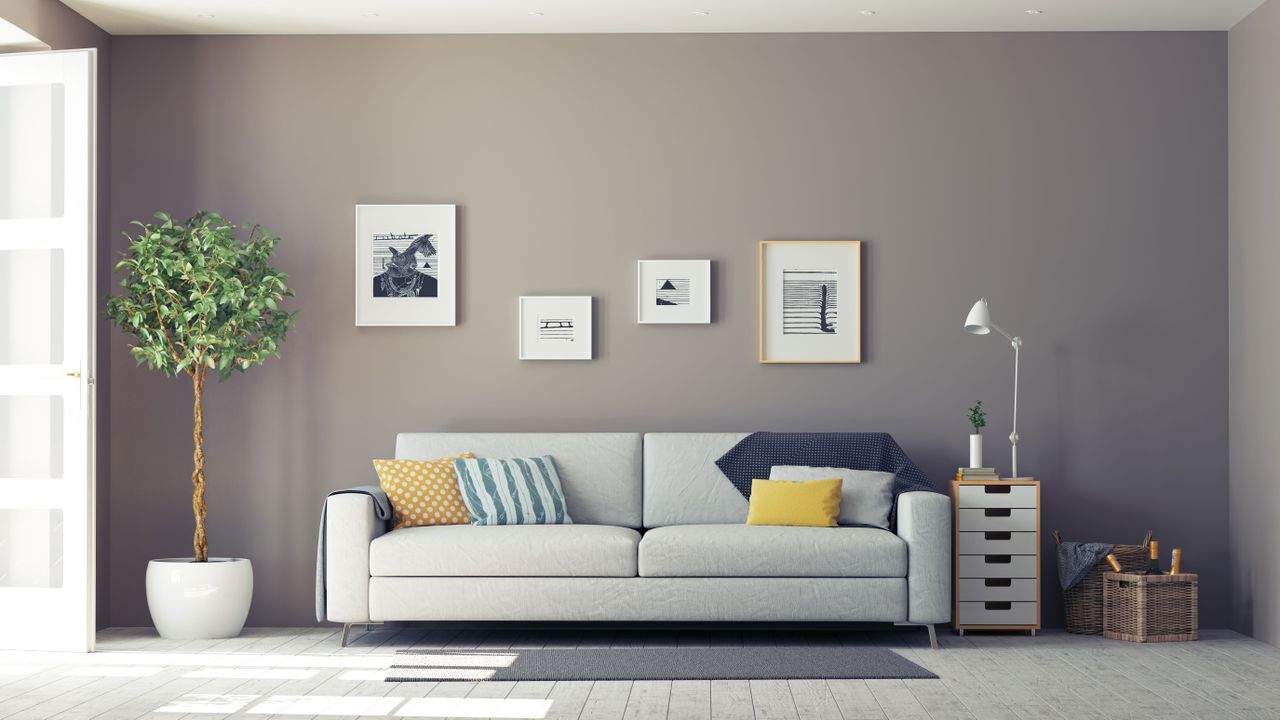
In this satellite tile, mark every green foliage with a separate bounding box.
[968,400,987,433]
[106,211,297,381]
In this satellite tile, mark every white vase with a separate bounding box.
[969,433,984,468]
[146,557,253,640]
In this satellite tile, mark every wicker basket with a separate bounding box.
[1054,530,1151,635]
[1103,572,1198,642]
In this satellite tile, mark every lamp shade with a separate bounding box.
[964,298,991,335]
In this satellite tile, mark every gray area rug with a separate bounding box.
[387,646,937,681]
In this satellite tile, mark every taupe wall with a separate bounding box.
[108,32,1228,627]
[0,0,112,629]
[1229,0,1280,646]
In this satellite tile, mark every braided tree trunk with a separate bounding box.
[191,367,209,562]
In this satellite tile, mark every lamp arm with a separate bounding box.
[988,321,1016,343]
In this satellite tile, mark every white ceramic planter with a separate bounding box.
[969,433,984,469]
[146,557,253,640]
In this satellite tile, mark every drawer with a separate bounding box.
[958,531,1037,555]
[957,484,1037,509]
[958,601,1038,626]
[957,508,1036,532]
[958,554,1038,578]
[958,578,1038,602]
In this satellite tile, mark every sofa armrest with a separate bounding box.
[896,491,952,625]
[324,492,388,623]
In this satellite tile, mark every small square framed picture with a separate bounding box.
[637,259,712,324]
[759,240,862,364]
[519,296,593,360]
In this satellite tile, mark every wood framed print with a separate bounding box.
[759,240,861,364]
[519,296,593,360]
[355,204,456,326]
[637,259,711,324]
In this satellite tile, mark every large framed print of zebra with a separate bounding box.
[758,240,861,364]
[355,204,456,326]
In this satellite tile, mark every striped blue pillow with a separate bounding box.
[453,456,573,526]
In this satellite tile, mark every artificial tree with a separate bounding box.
[107,211,296,562]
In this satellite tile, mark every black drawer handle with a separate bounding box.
[985,578,1012,587]
[985,532,1012,541]
[984,555,1012,564]
[984,508,1012,517]
[985,602,1013,611]
[984,485,1012,494]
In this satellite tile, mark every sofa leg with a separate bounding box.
[926,624,939,650]
[340,623,351,648]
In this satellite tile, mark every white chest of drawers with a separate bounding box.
[952,478,1040,635]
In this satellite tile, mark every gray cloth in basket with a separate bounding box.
[1057,542,1115,590]
[315,485,392,622]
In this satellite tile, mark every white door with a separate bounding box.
[0,49,97,652]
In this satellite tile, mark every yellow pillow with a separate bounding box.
[373,454,474,529]
[745,478,842,527]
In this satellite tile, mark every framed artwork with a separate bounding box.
[759,240,862,364]
[637,259,711,324]
[519,296,593,360]
[355,204,456,326]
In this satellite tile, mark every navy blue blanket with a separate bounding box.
[715,432,938,501]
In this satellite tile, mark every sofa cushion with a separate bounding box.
[369,524,640,577]
[637,524,907,578]
[396,433,643,528]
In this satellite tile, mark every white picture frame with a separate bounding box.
[759,240,862,364]
[519,296,593,360]
[637,259,712,324]
[355,204,456,326]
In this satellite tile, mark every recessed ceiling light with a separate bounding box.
[692,10,711,16]
[529,10,544,16]
[859,10,877,16]
[362,12,380,17]
[1024,9,1044,14]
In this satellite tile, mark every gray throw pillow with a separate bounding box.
[768,465,895,529]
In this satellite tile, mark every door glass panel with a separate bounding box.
[0,249,63,365]
[0,395,62,478]
[0,509,63,588]
[0,83,64,220]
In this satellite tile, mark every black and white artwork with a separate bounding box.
[538,318,576,342]
[655,278,690,306]
[760,241,861,363]
[782,270,837,335]
[356,204,456,326]
[520,296,593,360]
[637,260,712,324]
[372,233,438,298]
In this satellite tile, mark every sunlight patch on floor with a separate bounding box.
[245,694,402,715]
[182,667,318,679]
[154,693,259,713]
[62,664,164,677]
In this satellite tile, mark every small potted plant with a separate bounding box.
[967,400,987,469]
[107,211,296,640]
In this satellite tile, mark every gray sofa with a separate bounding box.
[321,432,952,648]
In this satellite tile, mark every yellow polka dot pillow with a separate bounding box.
[373,454,474,529]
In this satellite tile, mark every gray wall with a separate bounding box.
[108,32,1228,627]
[1229,0,1280,647]
[1,0,112,629]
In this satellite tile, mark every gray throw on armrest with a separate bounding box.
[315,486,392,622]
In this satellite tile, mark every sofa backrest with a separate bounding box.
[395,433,643,528]
[643,432,750,527]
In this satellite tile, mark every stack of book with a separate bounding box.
[956,467,999,482]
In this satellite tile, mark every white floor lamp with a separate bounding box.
[964,298,1023,478]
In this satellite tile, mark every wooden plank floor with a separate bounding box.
[0,627,1275,719]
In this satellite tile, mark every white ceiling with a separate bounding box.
[60,0,1267,35]
[0,18,48,50]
